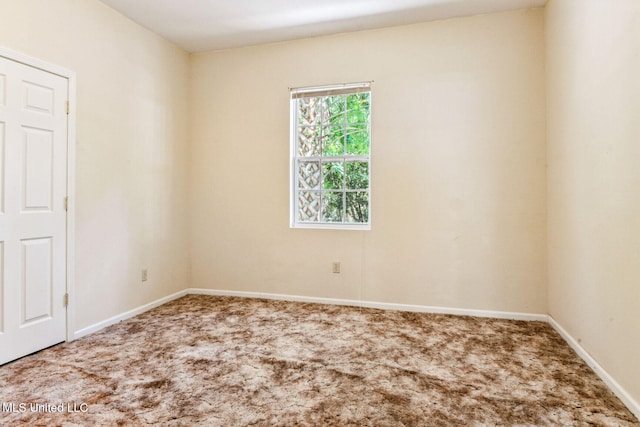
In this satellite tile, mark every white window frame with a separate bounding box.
[290,82,372,230]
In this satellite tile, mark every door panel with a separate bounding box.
[0,120,4,213]
[22,126,54,211]
[0,55,68,365]
[23,81,55,115]
[0,73,5,106]
[22,237,53,324]
[0,242,3,334]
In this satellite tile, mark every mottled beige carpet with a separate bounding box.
[0,295,637,426]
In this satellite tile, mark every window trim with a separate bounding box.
[289,82,372,231]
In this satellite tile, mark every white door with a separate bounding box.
[0,55,69,365]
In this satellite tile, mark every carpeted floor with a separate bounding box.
[0,295,637,426]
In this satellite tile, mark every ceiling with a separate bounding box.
[98,0,547,53]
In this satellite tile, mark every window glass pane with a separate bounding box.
[326,96,346,125]
[346,93,370,124]
[323,161,344,190]
[322,126,344,156]
[298,97,322,126]
[298,126,321,156]
[298,191,320,222]
[346,192,369,223]
[346,162,369,190]
[345,124,369,155]
[322,192,344,222]
[298,161,321,189]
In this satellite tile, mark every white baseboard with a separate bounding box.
[548,315,640,421]
[73,290,188,339]
[185,288,548,322]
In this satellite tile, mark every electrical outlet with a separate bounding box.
[332,262,341,274]
[141,269,148,282]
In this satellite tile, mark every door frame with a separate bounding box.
[0,47,76,342]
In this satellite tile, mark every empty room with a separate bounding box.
[0,0,639,425]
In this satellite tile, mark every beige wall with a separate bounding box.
[189,9,547,314]
[546,0,640,407]
[0,0,191,330]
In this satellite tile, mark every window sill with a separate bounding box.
[291,222,371,231]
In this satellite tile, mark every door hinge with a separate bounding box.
[66,101,70,115]
[63,293,69,308]
[64,196,68,211]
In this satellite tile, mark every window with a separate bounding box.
[290,82,371,230]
